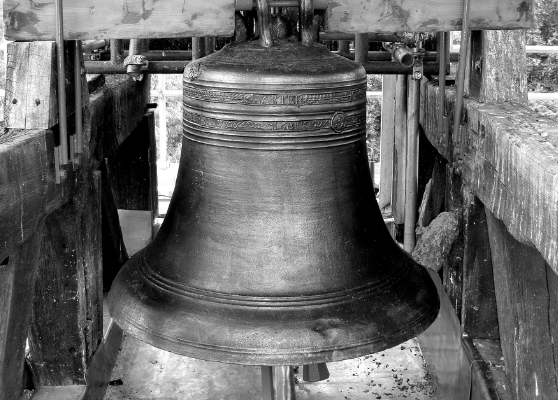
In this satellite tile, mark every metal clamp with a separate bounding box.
[124,54,149,81]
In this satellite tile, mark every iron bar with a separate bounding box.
[123,50,192,60]
[192,37,206,60]
[74,40,83,163]
[354,33,369,65]
[110,39,124,64]
[300,0,314,45]
[438,32,449,138]
[257,0,274,47]
[451,0,472,166]
[127,39,143,78]
[55,0,69,169]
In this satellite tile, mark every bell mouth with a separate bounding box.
[108,249,439,366]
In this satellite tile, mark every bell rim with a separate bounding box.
[108,250,440,365]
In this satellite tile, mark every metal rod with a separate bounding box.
[192,37,206,60]
[257,0,274,47]
[354,33,369,64]
[123,50,193,60]
[85,60,188,74]
[321,32,406,42]
[437,32,447,136]
[404,76,421,252]
[55,0,69,166]
[205,37,215,55]
[74,40,83,160]
[110,39,123,64]
[273,366,296,400]
[300,0,314,45]
[451,0,472,166]
[337,40,350,57]
[261,366,274,400]
[362,61,440,75]
[127,39,142,78]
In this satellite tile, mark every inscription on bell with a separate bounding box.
[184,86,366,106]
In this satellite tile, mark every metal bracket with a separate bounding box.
[123,54,149,81]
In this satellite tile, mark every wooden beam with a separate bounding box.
[420,80,558,274]
[27,171,103,387]
[461,191,499,340]
[4,41,87,129]
[3,0,234,41]
[0,76,150,265]
[326,0,534,33]
[0,230,44,400]
[485,209,558,399]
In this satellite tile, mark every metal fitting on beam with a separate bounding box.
[392,45,415,67]
[124,54,149,81]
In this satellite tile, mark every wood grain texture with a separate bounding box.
[0,76,150,265]
[461,190,499,340]
[27,170,102,387]
[0,230,44,400]
[3,0,235,41]
[83,320,124,400]
[486,209,558,400]
[326,0,534,33]
[420,80,558,274]
[4,41,87,129]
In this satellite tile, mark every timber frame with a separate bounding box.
[0,5,557,400]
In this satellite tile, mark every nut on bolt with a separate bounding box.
[124,54,149,81]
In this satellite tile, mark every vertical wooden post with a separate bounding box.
[485,209,558,399]
[379,76,395,212]
[391,75,407,225]
[0,228,44,399]
[158,75,168,166]
[27,171,103,387]
[403,75,420,251]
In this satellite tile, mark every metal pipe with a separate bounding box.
[127,39,142,78]
[362,61,440,75]
[300,0,314,45]
[85,60,188,74]
[337,40,350,57]
[74,40,83,163]
[123,50,192,60]
[192,37,206,60]
[451,0,472,166]
[354,33,369,65]
[321,32,406,42]
[437,32,448,137]
[393,45,414,67]
[404,76,421,252]
[205,37,215,55]
[110,39,123,64]
[257,0,274,47]
[55,0,69,168]
[273,366,296,400]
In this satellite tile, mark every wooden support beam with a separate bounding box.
[27,171,103,387]
[326,0,533,33]
[420,81,558,274]
[0,76,150,265]
[0,230,44,400]
[392,75,407,225]
[461,191,499,340]
[3,0,235,41]
[485,209,558,399]
[4,41,87,130]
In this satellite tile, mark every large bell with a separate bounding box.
[108,37,439,366]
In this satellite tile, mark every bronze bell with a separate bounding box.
[108,27,439,366]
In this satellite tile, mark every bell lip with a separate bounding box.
[108,250,440,366]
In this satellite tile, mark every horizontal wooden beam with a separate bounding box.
[420,79,558,273]
[3,0,234,41]
[326,0,534,33]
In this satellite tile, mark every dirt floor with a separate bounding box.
[104,333,434,400]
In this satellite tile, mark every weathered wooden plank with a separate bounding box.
[83,320,124,400]
[392,74,407,225]
[27,171,103,387]
[420,82,558,273]
[0,229,44,400]
[3,0,235,41]
[0,76,150,265]
[379,74,395,212]
[326,0,534,33]
[461,190,499,340]
[485,209,558,400]
[4,41,87,129]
